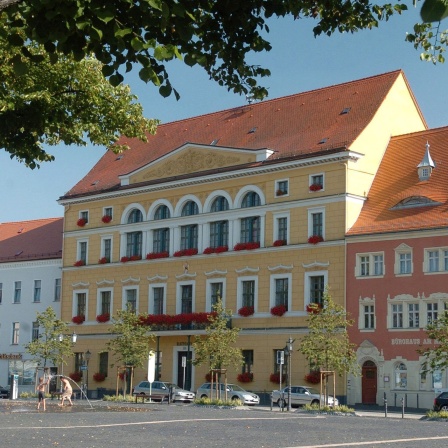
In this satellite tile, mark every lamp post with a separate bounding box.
[84,349,91,398]
[285,337,294,412]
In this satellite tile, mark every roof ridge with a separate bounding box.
[390,125,448,142]
[0,217,63,226]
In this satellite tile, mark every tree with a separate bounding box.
[419,312,448,373]
[0,27,158,168]
[192,299,243,379]
[299,289,360,397]
[106,306,154,394]
[25,307,75,371]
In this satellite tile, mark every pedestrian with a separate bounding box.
[59,377,73,407]
[36,376,49,411]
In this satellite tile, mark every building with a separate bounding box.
[0,218,63,392]
[57,70,426,399]
[346,126,448,409]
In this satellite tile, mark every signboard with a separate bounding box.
[147,350,155,383]
[80,365,87,371]
[276,350,284,365]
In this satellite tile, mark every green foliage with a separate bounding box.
[102,394,135,402]
[421,0,448,23]
[406,22,447,63]
[303,403,355,413]
[25,307,74,369]
[106,306,154,369]
[419,311,448,373]
[427,409,448,418]
[194,396,243,407]
[299,289,360,377]
[192,299,243,372]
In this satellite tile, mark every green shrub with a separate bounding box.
[102,394,135,402]
[303,403,355,413]
[194,396,243,407]
[19,391,51,399]
[427,410,448,419]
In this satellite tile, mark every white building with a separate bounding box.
[0,218,63,392]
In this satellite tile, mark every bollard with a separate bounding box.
[384,392,388,418]
[270,393,273,411]
[401,397,405,419]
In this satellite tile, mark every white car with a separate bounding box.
[271,385,339,408]
[133,381,195,402]
[196,383,260,406]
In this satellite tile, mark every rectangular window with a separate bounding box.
[181,285,193,314]
[277,217,287,242]
[180,225,198,250]
[74,353,84,373]
[153,228,170,253]
[242,350,254,374]
[444,250,448,271]
[0,282,3,304]
[357,253,384,277]
[429,250,439,272]
[364,305,375,329]
[153,287,164,314]
[275,278,288,309]
[104,207,113,219]
[240,217,260,243]
[408,303,419,328]
[399,253,412,274]
[99,352,109,377]
[126,289,137,313]
[12,322,19,344]
[427,302,438,324]
[76,293,86,317]
[374,255,383,276]
[242,280,255,308]
[276,180,288,196]
[392,304,403,328]
[101,291,111,315]
[54,278,61,301]
[210,282,223,310]
[311,212,323,237]
[79,241,87,263]
[360,256,370,276]
[33,280,41,302]
[103,238,112,262]
[32,321,39,341]
[126,231,142,257]
[80,211,89,223]
[14,281,21,303]
[210,221,229,248]
[311,174,324,187]
[309,275,325,306]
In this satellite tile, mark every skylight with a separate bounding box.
[318,138,328,144]
[248,127,257,134]
[340,107,351,115]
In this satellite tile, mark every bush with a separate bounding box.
[303,403,355,413]
[103,394,135,402]
[427,410,448,419]
[194,397,243,407]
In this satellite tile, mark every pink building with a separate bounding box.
[346,126,448,409]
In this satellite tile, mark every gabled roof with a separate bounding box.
[347,126,448,236]
[61,70,415,200]
[0,218,63,263]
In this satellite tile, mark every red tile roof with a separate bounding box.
[0,218,63,263]
[62,70,414,199]
[347,126,448,236]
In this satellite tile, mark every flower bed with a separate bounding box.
[98,257,109,264]
[308,235,324,245]
[238,306,255,317]
[146,251,169,260]
[306,303,322,314]
[173,248,198,257]
[73,260,85,267]
[77,218,87,227]
[72,315,85,325]
[237,372,253,383]
[273,239,286,247]
[121,255,142,262]
[93,372,106,382]
[304,371,321,384]
[96,313,110,323]
[269,372,287,384]
[203,246,228,254]
[101,215,112,223]
[270,304,287,316]
[233,241,260,251]
[309,184,323,191]
[69,371,82,382]
[139,312,216,328]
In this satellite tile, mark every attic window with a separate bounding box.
[17,228,23,234]
[340,107,351,115]
[392,196,439,210]
[116,155,124,160]
[91,180,99,186]
[248,127,257,134]
[210,139,219,145]
[15,251,23,256]
[318,138,328,144]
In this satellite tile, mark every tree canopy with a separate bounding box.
[419,311,448,373]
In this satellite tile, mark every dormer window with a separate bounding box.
[417,142,435,181]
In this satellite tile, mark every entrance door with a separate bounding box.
[177,351,192,390]
[362,360,377,404]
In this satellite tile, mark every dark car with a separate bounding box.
[433,391,448,411]
[0,385,10,399]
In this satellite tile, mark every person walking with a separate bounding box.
[36,376,49,411]
[59,377,73,407]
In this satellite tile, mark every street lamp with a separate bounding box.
[285,337,294,412]
[84,349,91,398]
[58,332,77,389]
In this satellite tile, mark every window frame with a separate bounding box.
[269,274,292,311]
[149,283,167,315]
[275,179,289,197]
[206,278,226,312]
[13,281,21,303]
[304,270,328,308]
[176,281,195,314]
[97,288,113,316]
[72,289,88,320]
[424,247,448,274]
[237,276,258,312]
[309,173,325,191]
[122,286,139,313]
[355,252,385,278]
[307,207,325,239]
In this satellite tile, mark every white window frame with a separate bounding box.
[424,247,448,274]
[103,206,113,220]
[394,244,413,276]
[12,322,19,345]
[304,270,328,309]
[77,238,89,264]
[273,212,290,245]
[387,297,422,330]
[236,276,259,313]
[72,289,89,320]
[176,281,196,314]
[122,286,139,313]
[97,287,113,316]
[79,210,89,224]
[309,173,325,191]
[358,297,376,331]
[269,273,292,310]
[307,207,325,239]
[149,283,167,315]
[101,235,113,261]
[275,179,289,198]
[205,278,226,312]
[355,252,385,278]
[33,279,41,303]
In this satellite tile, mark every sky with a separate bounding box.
[2,7,448,223]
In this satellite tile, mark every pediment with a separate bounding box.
[124,143,263,185]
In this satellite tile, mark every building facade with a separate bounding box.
[0,218,63,392]
[346,127,448,409]
[58,70,426,399]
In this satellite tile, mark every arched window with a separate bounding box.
[127,209,143,224]
[181,201,199,216]
[394,362,407,389]
[211,196,229,212]
[242,192,260,208]
[154,205,170,220]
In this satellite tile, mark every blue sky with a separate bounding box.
[2,7,447,223]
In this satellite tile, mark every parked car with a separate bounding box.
[433,391,448,411]
[0,385,10,399]
[196,382,260,406]
[133,381,195,402]
[271,385,339,408]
